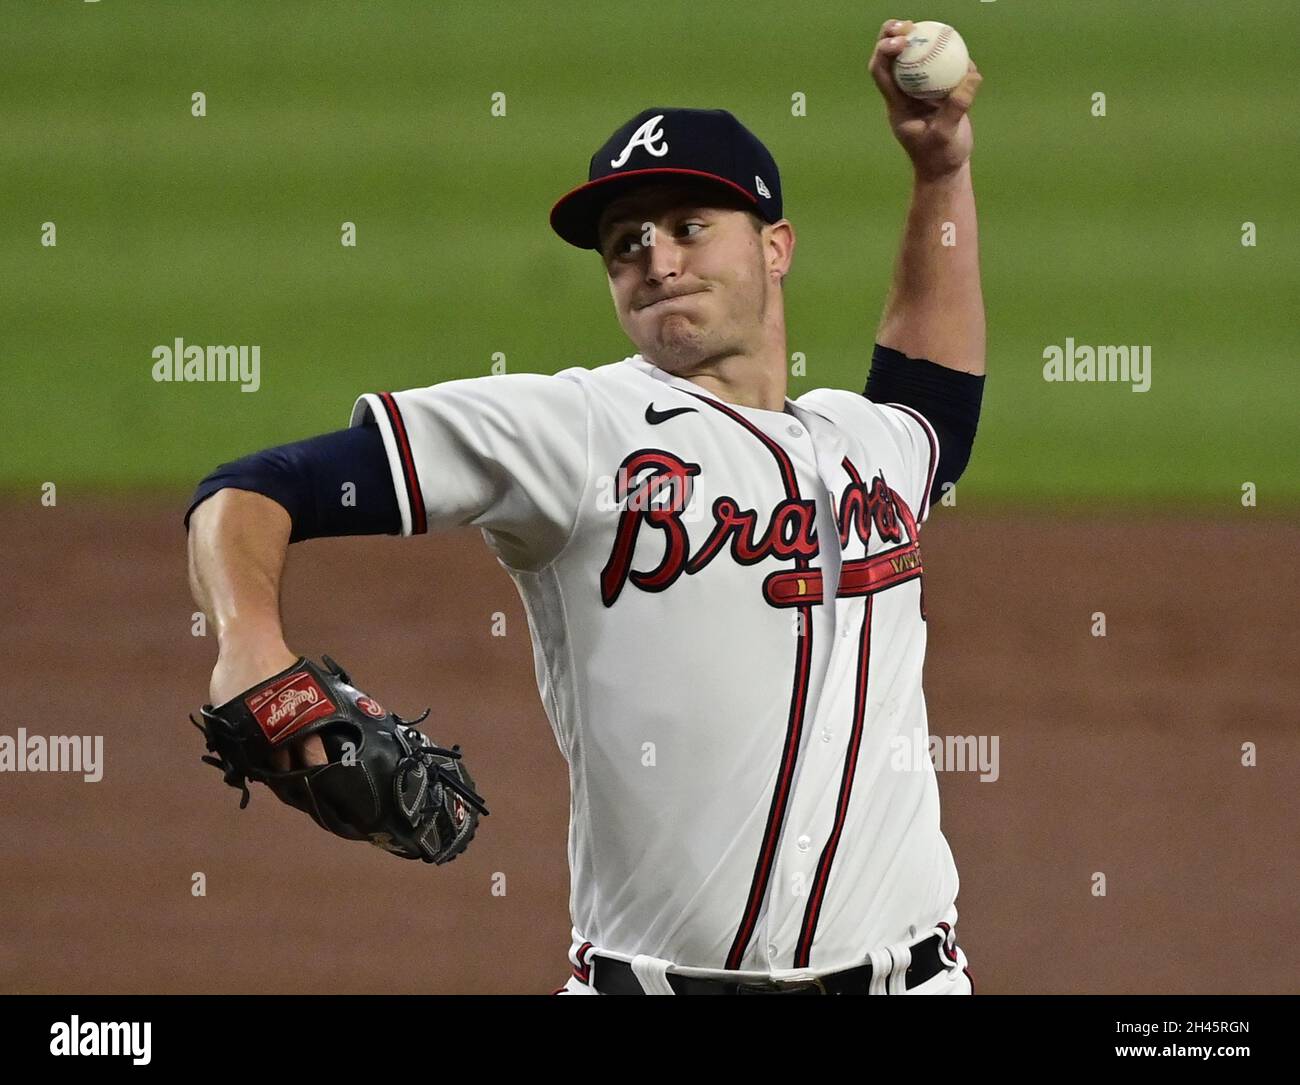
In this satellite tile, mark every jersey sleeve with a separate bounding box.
[350,372,589,570]
[796,387,940,525]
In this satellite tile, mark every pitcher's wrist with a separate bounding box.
[912,158,970,187]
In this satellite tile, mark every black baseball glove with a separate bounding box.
[190,655,487,864]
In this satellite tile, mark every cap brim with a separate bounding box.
[549,168,762,251]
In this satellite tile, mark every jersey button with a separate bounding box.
[767,943,779,958]
[821,729,833,743]
[787,424,804,438]
[796,834,811,851]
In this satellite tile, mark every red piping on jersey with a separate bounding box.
[793,595,873,967]
[883,402,938,518]
[684,394,816,972]
[788,450,928,962]
[377,392,427,535]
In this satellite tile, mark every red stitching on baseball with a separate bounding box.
[897,24,953,71]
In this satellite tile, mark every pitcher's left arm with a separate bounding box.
[868,18,985,374]
[863,19,986,507]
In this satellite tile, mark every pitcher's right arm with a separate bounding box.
[186,424,401,766]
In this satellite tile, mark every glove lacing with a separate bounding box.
[398,717,490,817]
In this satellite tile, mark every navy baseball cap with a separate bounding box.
[549,107,783,251]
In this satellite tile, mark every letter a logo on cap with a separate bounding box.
[611,114,669,168]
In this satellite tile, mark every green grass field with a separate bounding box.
[3,0,1297,508]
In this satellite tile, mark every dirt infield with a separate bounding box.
[1,498,1294,994]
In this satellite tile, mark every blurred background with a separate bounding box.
[1,0,1295,994]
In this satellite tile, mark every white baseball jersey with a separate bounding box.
[351,353,960,979]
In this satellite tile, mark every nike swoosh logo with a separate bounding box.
[645,403,699,425]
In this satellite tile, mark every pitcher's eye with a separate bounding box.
[613,233,644,258]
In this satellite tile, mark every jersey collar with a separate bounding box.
[627,354,799,417]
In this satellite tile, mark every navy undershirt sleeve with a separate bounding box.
[864,342,985,505]
[183,423,402,542]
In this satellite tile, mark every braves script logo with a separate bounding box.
[247,672,337,744]
[610,114,668,168]
[600,450,924,612]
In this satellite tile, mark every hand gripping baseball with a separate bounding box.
[869,19,982,181]
[190,655,488,864]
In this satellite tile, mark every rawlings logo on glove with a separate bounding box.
[248,671,336,740]
[190,655,488,865]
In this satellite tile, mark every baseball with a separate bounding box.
[892,21,970,100]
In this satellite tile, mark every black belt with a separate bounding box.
[590,933,952,995]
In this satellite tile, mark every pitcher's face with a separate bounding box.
[598,181,780,373]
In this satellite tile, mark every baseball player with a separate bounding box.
[185,20,986,994]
